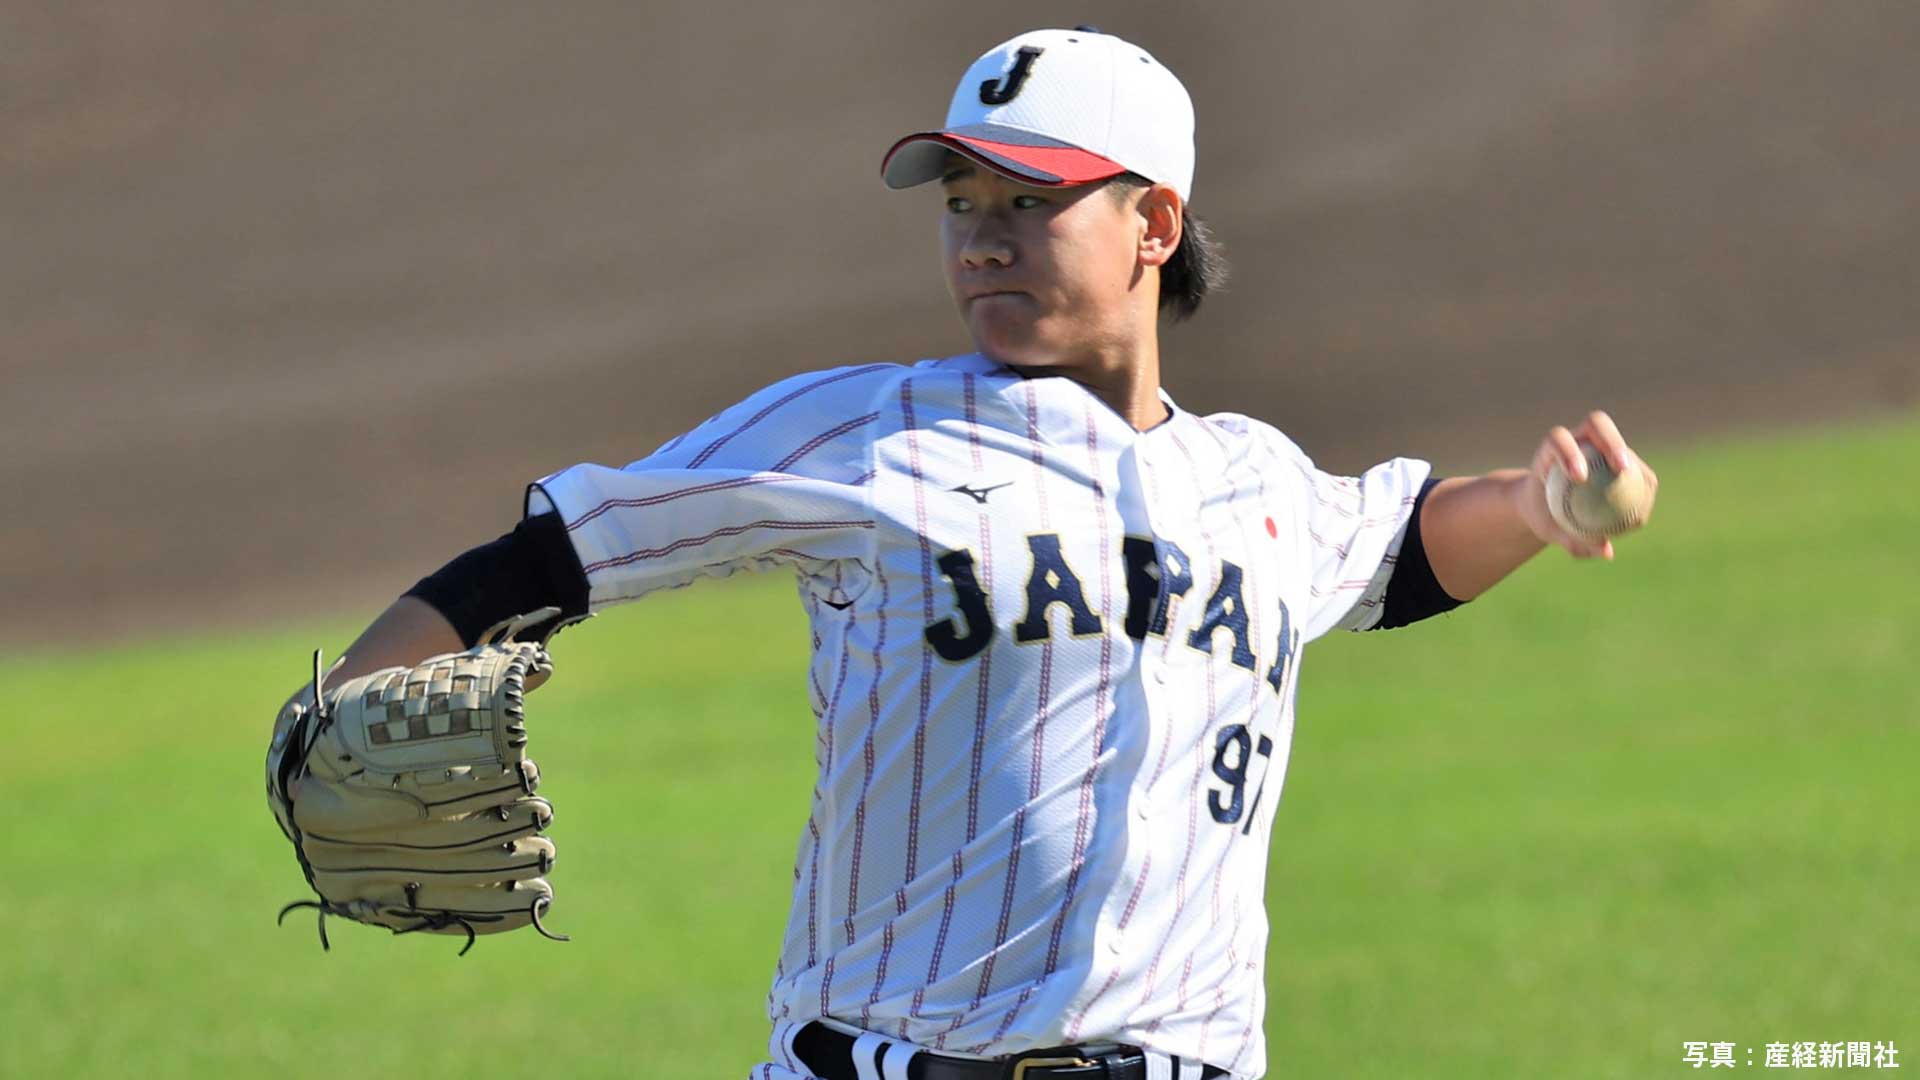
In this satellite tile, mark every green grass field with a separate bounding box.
[5,417,1915,1079]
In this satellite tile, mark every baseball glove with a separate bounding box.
[266,608,576,954]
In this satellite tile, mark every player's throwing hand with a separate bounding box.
[1520,409,1660,560]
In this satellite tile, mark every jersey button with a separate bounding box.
[1152,667,1167,684]
[1135,796,1153,821]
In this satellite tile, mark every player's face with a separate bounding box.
[939,162,1151,371]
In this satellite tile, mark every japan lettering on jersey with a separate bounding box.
[530,355,1428,1080]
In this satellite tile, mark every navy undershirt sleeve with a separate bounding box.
[403,511,591,647]
[1373,477,1466,630]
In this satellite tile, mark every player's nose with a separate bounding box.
[956,218,1015,270]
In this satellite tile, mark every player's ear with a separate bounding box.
[1135,184,1183,269]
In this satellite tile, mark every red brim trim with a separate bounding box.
[882,132,1127,188]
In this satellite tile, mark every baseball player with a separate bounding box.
[289,26,1656,1080]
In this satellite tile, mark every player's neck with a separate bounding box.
[1002,332,1167,432]
[1076,337,1167,432]
[1102,359,1171,432]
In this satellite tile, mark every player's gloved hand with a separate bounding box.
[265,608,572,954]
[1516,409,1659,560]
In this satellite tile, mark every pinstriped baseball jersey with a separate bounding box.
[529,354,1429,1080]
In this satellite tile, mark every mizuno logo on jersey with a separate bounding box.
[924,533,1299,698]
[949,481,1014,504]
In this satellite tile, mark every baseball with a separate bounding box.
[1544,442,1655,539]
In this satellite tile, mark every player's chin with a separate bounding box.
[965,309,1059,368]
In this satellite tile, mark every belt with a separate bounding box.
[792,1021,1229,1080]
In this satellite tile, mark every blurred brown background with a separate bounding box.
[4,1,1914,645]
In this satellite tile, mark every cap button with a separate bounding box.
[1073,24,1102,33]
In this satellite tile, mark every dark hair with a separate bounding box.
[1106,173,1228,321]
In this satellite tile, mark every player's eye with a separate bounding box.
[1012,194,1046,210]
[946,197,972,214]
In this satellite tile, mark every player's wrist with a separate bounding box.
[1497,469,1553,539]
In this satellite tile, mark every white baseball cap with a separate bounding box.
[881,27,1196,201]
